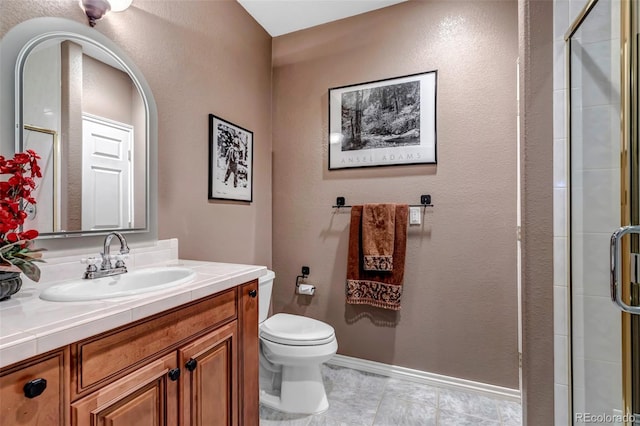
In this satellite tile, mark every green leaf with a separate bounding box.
[16,261,40,282]
[21,252,43,260]
[0,251,12,264]
[0,244,16,254]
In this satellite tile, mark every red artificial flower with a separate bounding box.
[0,150,45,281]
[21,229,38,240]
[13,153,30,164]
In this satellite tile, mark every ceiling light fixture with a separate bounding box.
[79,0,133,27]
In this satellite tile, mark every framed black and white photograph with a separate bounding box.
[328,70,437,170]
[208,114,253,202]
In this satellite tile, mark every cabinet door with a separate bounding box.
[179,321,238,426]
[0,349,68,426]
[238,280,259,426]
[71,353,177,426]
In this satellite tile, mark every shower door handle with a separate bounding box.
[610,226,640,314]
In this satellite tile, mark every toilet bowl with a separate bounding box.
[258,270,338,414]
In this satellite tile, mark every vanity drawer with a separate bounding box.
[72,288,237,397]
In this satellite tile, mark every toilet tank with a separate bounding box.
[258,270,275,323]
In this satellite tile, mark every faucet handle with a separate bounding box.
[81,256,101,272]
[113,254,129,268]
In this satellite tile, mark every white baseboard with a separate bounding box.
[327,354,521,402]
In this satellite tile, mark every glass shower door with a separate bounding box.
[569,0,638,424]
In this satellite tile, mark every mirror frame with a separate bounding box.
[1,17,157,241]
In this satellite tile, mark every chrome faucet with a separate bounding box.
[101,232,130,269]
[82,232,130,279]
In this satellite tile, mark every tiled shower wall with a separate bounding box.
[554,0,625,424]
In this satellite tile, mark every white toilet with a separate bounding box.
[258,270,338,414]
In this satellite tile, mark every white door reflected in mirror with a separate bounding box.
[81,113,133,231]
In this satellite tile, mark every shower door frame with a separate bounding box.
[565,0,637,424]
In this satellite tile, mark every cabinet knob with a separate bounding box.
[168,368,181,381]
[185,358,197,372]
[23,378,47,399]
[248,289,257,298]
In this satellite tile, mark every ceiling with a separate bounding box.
[236,0,408,37]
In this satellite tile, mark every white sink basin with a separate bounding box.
[39,267,197,302]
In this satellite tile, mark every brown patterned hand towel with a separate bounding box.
[362,204,396,271]
[346,204,408,311]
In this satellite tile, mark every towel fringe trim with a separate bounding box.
[346,298,401,311]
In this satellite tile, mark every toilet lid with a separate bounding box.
[260,313,335,346]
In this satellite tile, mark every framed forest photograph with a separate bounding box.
[208,114,253,202]
[328,70,437,170]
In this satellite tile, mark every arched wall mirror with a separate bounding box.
[5,18,157,239]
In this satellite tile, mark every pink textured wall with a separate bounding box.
[519,0,554,423]
[1,0,273,267]
[83,55,134,124]
[272,1,519,388]
[2,0,531,394]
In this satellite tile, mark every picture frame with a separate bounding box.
[328,70,437,170]
[208,114,253,202]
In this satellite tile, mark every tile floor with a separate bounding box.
[260,364,522,426]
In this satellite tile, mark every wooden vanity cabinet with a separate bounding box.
[0,348,69,426]
[71,353,178,426]
[70,288,238,399]
[0,278,259,426]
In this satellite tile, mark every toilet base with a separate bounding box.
[260,363,329,415]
